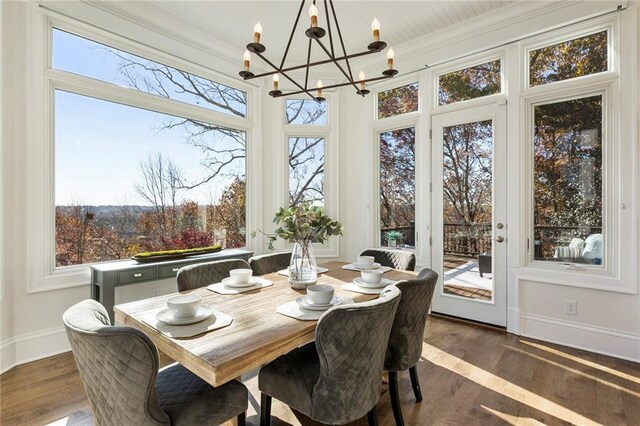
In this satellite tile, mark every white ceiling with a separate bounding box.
[105,0,520,78]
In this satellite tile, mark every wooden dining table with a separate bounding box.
[114,261,417,388]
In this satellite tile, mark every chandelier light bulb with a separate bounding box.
[358,70,366,90]
[273,73,279,90]
[243,50,251,71]
[371,18,380,41]
[387,48,395,69]
[309,4,319,27]
[253,22,263,43]
[316,79,323,98]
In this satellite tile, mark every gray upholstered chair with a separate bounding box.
[63,299,248,426]
[385,268,438,426]
[248,252,291,276]
[176,258,250,291]
[258,285,402,426]
[359,248,416,271]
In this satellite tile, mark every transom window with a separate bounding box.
[377,83,418,119]
[529,30,608,87]
[438,59,501,105]
[286,99,327,125]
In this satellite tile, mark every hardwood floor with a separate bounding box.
[1,316,638,425]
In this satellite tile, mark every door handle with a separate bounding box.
[495,236,505,243]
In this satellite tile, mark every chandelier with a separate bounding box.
[239,0,398,101]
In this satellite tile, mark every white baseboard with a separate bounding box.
[520,313,640,362]
[0,326,70,374]
[507,307,520,335]
[1,337,16,374]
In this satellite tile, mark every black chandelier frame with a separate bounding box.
[239,0,398,101]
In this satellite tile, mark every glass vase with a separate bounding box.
[289,241,318,289]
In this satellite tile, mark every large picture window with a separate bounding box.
[52,28,249,268]
[533,95,603,266]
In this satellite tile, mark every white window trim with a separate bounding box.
[523,17,616,91]
[431,50,506,113]
[279,94,340,258]
[372,113,420,254]
[518,12,638,294]
[27,10,257,293]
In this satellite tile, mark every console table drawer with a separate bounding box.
[158,265,182,278]
[118,269,156,285]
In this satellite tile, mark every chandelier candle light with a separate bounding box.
[239,0,398,101]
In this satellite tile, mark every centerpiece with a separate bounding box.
[255,204,343,289]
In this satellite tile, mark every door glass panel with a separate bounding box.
[442,120,493,301]
[533,95,603,265]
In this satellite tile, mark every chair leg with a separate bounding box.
[260,393,272,426]
[237,412,246,426]
[367,406,378,426]
[409,365,423,402]
[388,371,404,426]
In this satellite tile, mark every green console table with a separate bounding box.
[90,248,253,323]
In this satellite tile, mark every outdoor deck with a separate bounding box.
[443,254,492,301]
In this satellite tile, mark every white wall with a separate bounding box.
[1,0,638,373]
[339,1,640,361]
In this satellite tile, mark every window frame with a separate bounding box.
[523,21,614,91]
[27,13,258,293]
[281,94,340,258]
[518,14,638,293]
[375,80,420,122]
[431,50,506,114]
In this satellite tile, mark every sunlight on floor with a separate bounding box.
[481,405,546,425]
[520,340,640,385]
[421,342,601,425]
[504,344,640,398]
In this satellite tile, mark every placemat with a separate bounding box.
[342,282,387,295]
[143,309,233,338]
[341,264,392,272]
[276,297,355,321]
[277,266,330,276]
[207,278,273,294]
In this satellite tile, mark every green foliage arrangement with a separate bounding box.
[253,204,344,250]
[385,230,404,242]
[132,245,222,259]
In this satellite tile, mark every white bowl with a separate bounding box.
[306,284,335,305]
[167,294,202,319]
[361,269,383,284]
[357,255,375,267]
[229,268,253,284]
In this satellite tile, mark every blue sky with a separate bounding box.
[53,29,245,206]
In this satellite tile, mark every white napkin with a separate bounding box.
[341,264,392,272]
[277,266,330,276]
[206,278,273,294]
[342,282,387,295]
[276,297,355,321]
[143,310,233,339]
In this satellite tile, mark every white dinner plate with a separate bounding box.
[352,262,381,270]
[221,276,261,288]
[353,277,395,289]
[156,305,215,325]
[296,295,343,311]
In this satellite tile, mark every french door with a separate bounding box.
[430,103,507,326]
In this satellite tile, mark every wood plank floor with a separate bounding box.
[1,316,638,425]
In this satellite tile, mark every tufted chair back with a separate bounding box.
[63,299,170,426]
[248,252,291,276]
[359,248,416,271]
[311,285,401,424]
[176,259,250,291]
[385,268,438,371]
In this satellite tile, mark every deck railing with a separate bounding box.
[380,222,600,259]
[443,223,492,256]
